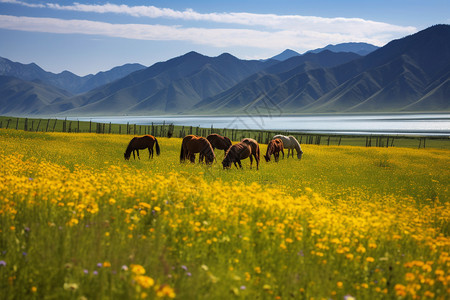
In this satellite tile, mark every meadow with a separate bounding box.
[0,129,449,299]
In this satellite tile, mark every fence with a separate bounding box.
[0,117,448,149]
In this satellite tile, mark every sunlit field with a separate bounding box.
[1,129,449,299]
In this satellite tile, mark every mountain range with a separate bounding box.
[270,42,378,61]
[0,24,449,116]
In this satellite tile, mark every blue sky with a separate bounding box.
[0,0,448,76]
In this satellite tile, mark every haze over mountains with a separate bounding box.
[0,24,449,116]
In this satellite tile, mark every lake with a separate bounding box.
[70,113,450,137]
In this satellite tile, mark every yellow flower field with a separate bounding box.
[0,129,449,299]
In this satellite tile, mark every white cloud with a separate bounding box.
[0,15,305,49]
[2,1,416,37]
[0,0,44,8]
[0,14,417,51]
[0,1,417,51]
[44,2,416,36]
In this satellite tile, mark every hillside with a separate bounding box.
[0,57,146,94]
[54,52,277,115]
[194,25,450,114]
[0,76,72,115]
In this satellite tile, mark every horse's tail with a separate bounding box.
[257,144,260,160]
[180,141,185,162]
[155,138,160,155]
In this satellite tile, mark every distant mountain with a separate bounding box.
[193,51,362,113]
[269,43,378,62]
[269,49,301,61]
[52,52,276,115]
[193,24,450,114]
[308,42,379,56]
[0,57,146,94]
[0,76,72,115]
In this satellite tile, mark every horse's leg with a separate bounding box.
[254,154,259,170]
[237,160,242,169]
[275,152,279,162]
[281,149,285,159]
[249,155,253,169]
[132,150,136,160]
[234,162,238,169]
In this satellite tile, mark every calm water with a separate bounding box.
[70,114,450,137]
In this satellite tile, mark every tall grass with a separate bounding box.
[0,129,449,299]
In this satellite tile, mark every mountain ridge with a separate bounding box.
[0,25,449,116]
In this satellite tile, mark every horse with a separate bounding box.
[207,133,232,155]
[222,142,253,169]
[273,135,303,159]
[264,138,284,162]
[223,138,260,169]
[180,135,215,164]
[124,135,160,160]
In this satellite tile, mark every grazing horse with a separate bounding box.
[222,142,253,169]
[223,138,260,169]
[264,138,284,162]
[124,135,160,160]
[180,135,215,164]
[273,135,303,159]
[207,133,232,155]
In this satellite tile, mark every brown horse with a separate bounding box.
[264,138,284,162]
[124,135,160,160]
[223,138,260,170]
[207,134,232,155]
[180,135,215,164]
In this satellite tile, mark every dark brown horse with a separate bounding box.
[124,135,160,160]
[180,135,215,164]
[264,138,284,162]
[222,138,260,170]
[207,134,232,155]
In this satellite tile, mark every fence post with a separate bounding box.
[52,119,57,132]
[36,119,41,132]
[24,118,28,131]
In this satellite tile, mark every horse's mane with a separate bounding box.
[125,137,136,156]
[203,139,215,156]
[224,136,232,146]
[267,140,275,156]
[289,136,302,152]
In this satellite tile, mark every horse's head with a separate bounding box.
[264,154,270,162]
[124,152,130,160]
[205,152,215,165]
[222,156,232,169]
[297,152,303,160]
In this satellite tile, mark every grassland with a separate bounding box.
[0,129,449,299]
